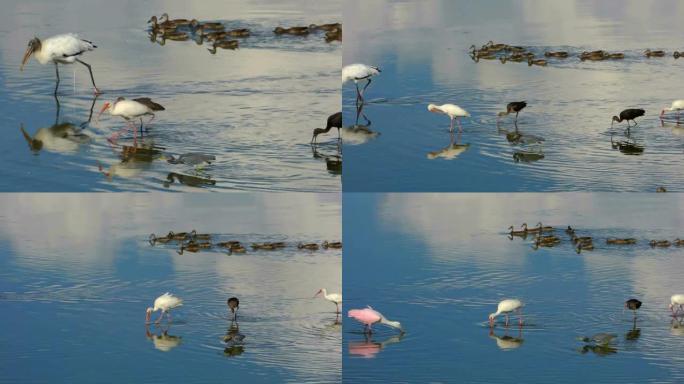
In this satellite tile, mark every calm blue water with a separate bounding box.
[0,193,341,383]
[343,0,684,192]
[0,0,341,192]
[343,193,684,383]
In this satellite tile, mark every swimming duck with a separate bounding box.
[160,31,189,42]
[544,51,568,58]
[217,241,241,248]
[674,51,683,59]
[605,52,625,59]
[527,57,547,66]
[579,333,617,345]
[226,28,250,37]
[576,242,594,254]
[485,41,507,51]
[504,45,526,52]
[207,39,239,54]
[298,242,320,250]
[322,241,343,249]
[674,239,684,246]
[538,235,561,243]
[251,242,277,250]
[565,226,576,235]
[656,186,667,193]
[274,26,310,35]
[228,244,247,254]
[178,242,201,254]
[571,234,593,244]
[325,28,342,42]
[190,19,224,31]
[533,238,560,249]
[159,13,193,26]
[645,49,666,57]
[190,230,211,240]
[580,50,606,61]
[508,225,527,236]
[309,23,342,32]
[168,231,190,241]
[649,240,671,248]
[147,16,177,33]
[149,233,173,245]
[606,238,637,245]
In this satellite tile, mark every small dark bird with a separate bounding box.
[612,108,645,128]
[311,111,342,143]
[644,49,665,57]
[625,298,642,319]
[497,101,527,122]
[227,297,240,320]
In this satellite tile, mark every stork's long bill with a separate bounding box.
[20,38,40,71]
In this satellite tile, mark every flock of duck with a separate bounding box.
[148,229,342,254]
[146,13,341,53]
[470,40,684,66]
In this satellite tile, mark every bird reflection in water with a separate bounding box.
[347,332,404,358]
[610,132,644,155]
[164,172,217,188]
[340,103,380,145]
[497,120,546,162]
[670,317,684,336]
[99,141,164,180]
[488,327,524,350]
[427,131,469,160]
[577,333,618,356]
[625,318,641,341]
[223,321,246,357]
[20,94,96,154]
[145,324,182,352]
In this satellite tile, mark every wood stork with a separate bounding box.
[314,288,342,313]
[342,63,381,103]
[489,299,524,327]
[98,97,165,142]
[661,100,684,120]
[348,306,403,334]
[427,103,470,132]
[20,34,100,95]
[312,112,342,143]
[146,292,183,324]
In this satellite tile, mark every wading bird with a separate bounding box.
[314,288,342,313]
[611,108,645,129]
[342,63,381,104]
[660,100,684,120]
[624,298,642,319]
[427,103,470,132]
[348,306,403,334]
[670,294,684,316]
[98,97,165,142]
[489,299,524,327]
[20,34,100,95]
[227,297,240,320]
[312,112,342,143]
[146,292,183,324]
[498,101,527,123]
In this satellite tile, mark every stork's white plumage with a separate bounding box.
[670,294,684,315]
[661,100,684,117]
[428,103,471,132]
[489,299,524,327]
[21,34,100,94]
[342,63,381,103]
[314,288,342,313]
[146,292,183,324]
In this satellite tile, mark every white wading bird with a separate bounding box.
[146,292,183,324]
[427,103,471,132]
[98,97,165,142]
[20,33,101,95]
[342,63,381,103]
[489,299,524,327]
[314,288,342,313]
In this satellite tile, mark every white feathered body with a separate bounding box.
[666,100,684,112]
[342,63,380,83]
[320,288,342,305]
[428,103,470,119]
[35,34,96,65]
[111,99,155,119]
[491,299,523,317]
[153,292,183,312]
[672,294,684,306]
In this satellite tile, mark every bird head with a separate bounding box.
[313,288,324,298]
[145,307,154,323]
[488,313,497,326]
[427,104,440,113]
[21,37,41,71]
[96,102,111,122]
[386,320,403,332]
[147,16,157,24]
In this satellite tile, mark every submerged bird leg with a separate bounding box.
[457,117,463,132]
[450,117,454,132]
[336,303,340,314]
[75,59,101,95]
[53,63,61,96]
[505,314,510,327]
[355,82,363,104]
[518,309,523,326]
[155,311,165,324]
[515,111,519,123]
[361,78,372,96]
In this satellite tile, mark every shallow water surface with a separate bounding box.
[344,193,684,383]
[0,193,341,383]
[0,0,341,192]
[343,0,684,192]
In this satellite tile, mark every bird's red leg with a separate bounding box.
[505,314,509,327]
[155,311,164,324]
[450,118,454,132]
[518,309,523,327]
[457,118,463,132]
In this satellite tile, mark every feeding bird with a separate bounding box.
[427,104,471,132]
[348,306,403,334]
[146,292,183,324]
[227,297,239,320]
[314,288,342,313]
[20,34,100,95]
[624,298,642,319]
[670,294,684,316]
[98,97,165,142]
[498,101,527,123]
[611,108,645,129]
[312,112,342,143]
[660,100,684,120]
[489,299,524,327]
[342,63,381,104]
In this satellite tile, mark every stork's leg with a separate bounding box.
[361,78,372,96]
[457,117,463,132]
[76,59,101,95]
[355,82,362,104]
[54,63,60,96]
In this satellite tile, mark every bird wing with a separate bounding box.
[342,64,376,81]
[133,98,165,111]
[44,34,96,60]
[327,112,342,128]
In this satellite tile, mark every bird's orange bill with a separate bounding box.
[96,103,111,122]
[20,45,35,71]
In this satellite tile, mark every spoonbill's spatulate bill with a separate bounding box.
[348,306,403,334]
[489,299,524,327]
[227,297,239,320]
[314,288,342,313]
[98,97,165,141]
[342,63,381,103]
[427,104,470,132]
[611,108,645,128]
[146,292,183,324]
[20,34,100,95]
[670,294,684,315]
[311,112,342,143]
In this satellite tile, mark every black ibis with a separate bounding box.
[311,112,342,143]
[227,297,240,320]
[497,101,527,122]
[611,108,645,129]
[624,298,642,319]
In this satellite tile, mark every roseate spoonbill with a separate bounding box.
[227,297,239,320]
[498,101,527,122]
[427,104,470,132]
[611,108,645,128]
[348,306,403,334]
[670,294,684,315]
[624,298,642,319]
[314,288,342,313]
[342,63,381,103]
[489,299,524,327]
[661,100,684,120]
[312,112,342,143]
[20,34,100,95]
[98,97,165,142]
[146,292,183,324]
